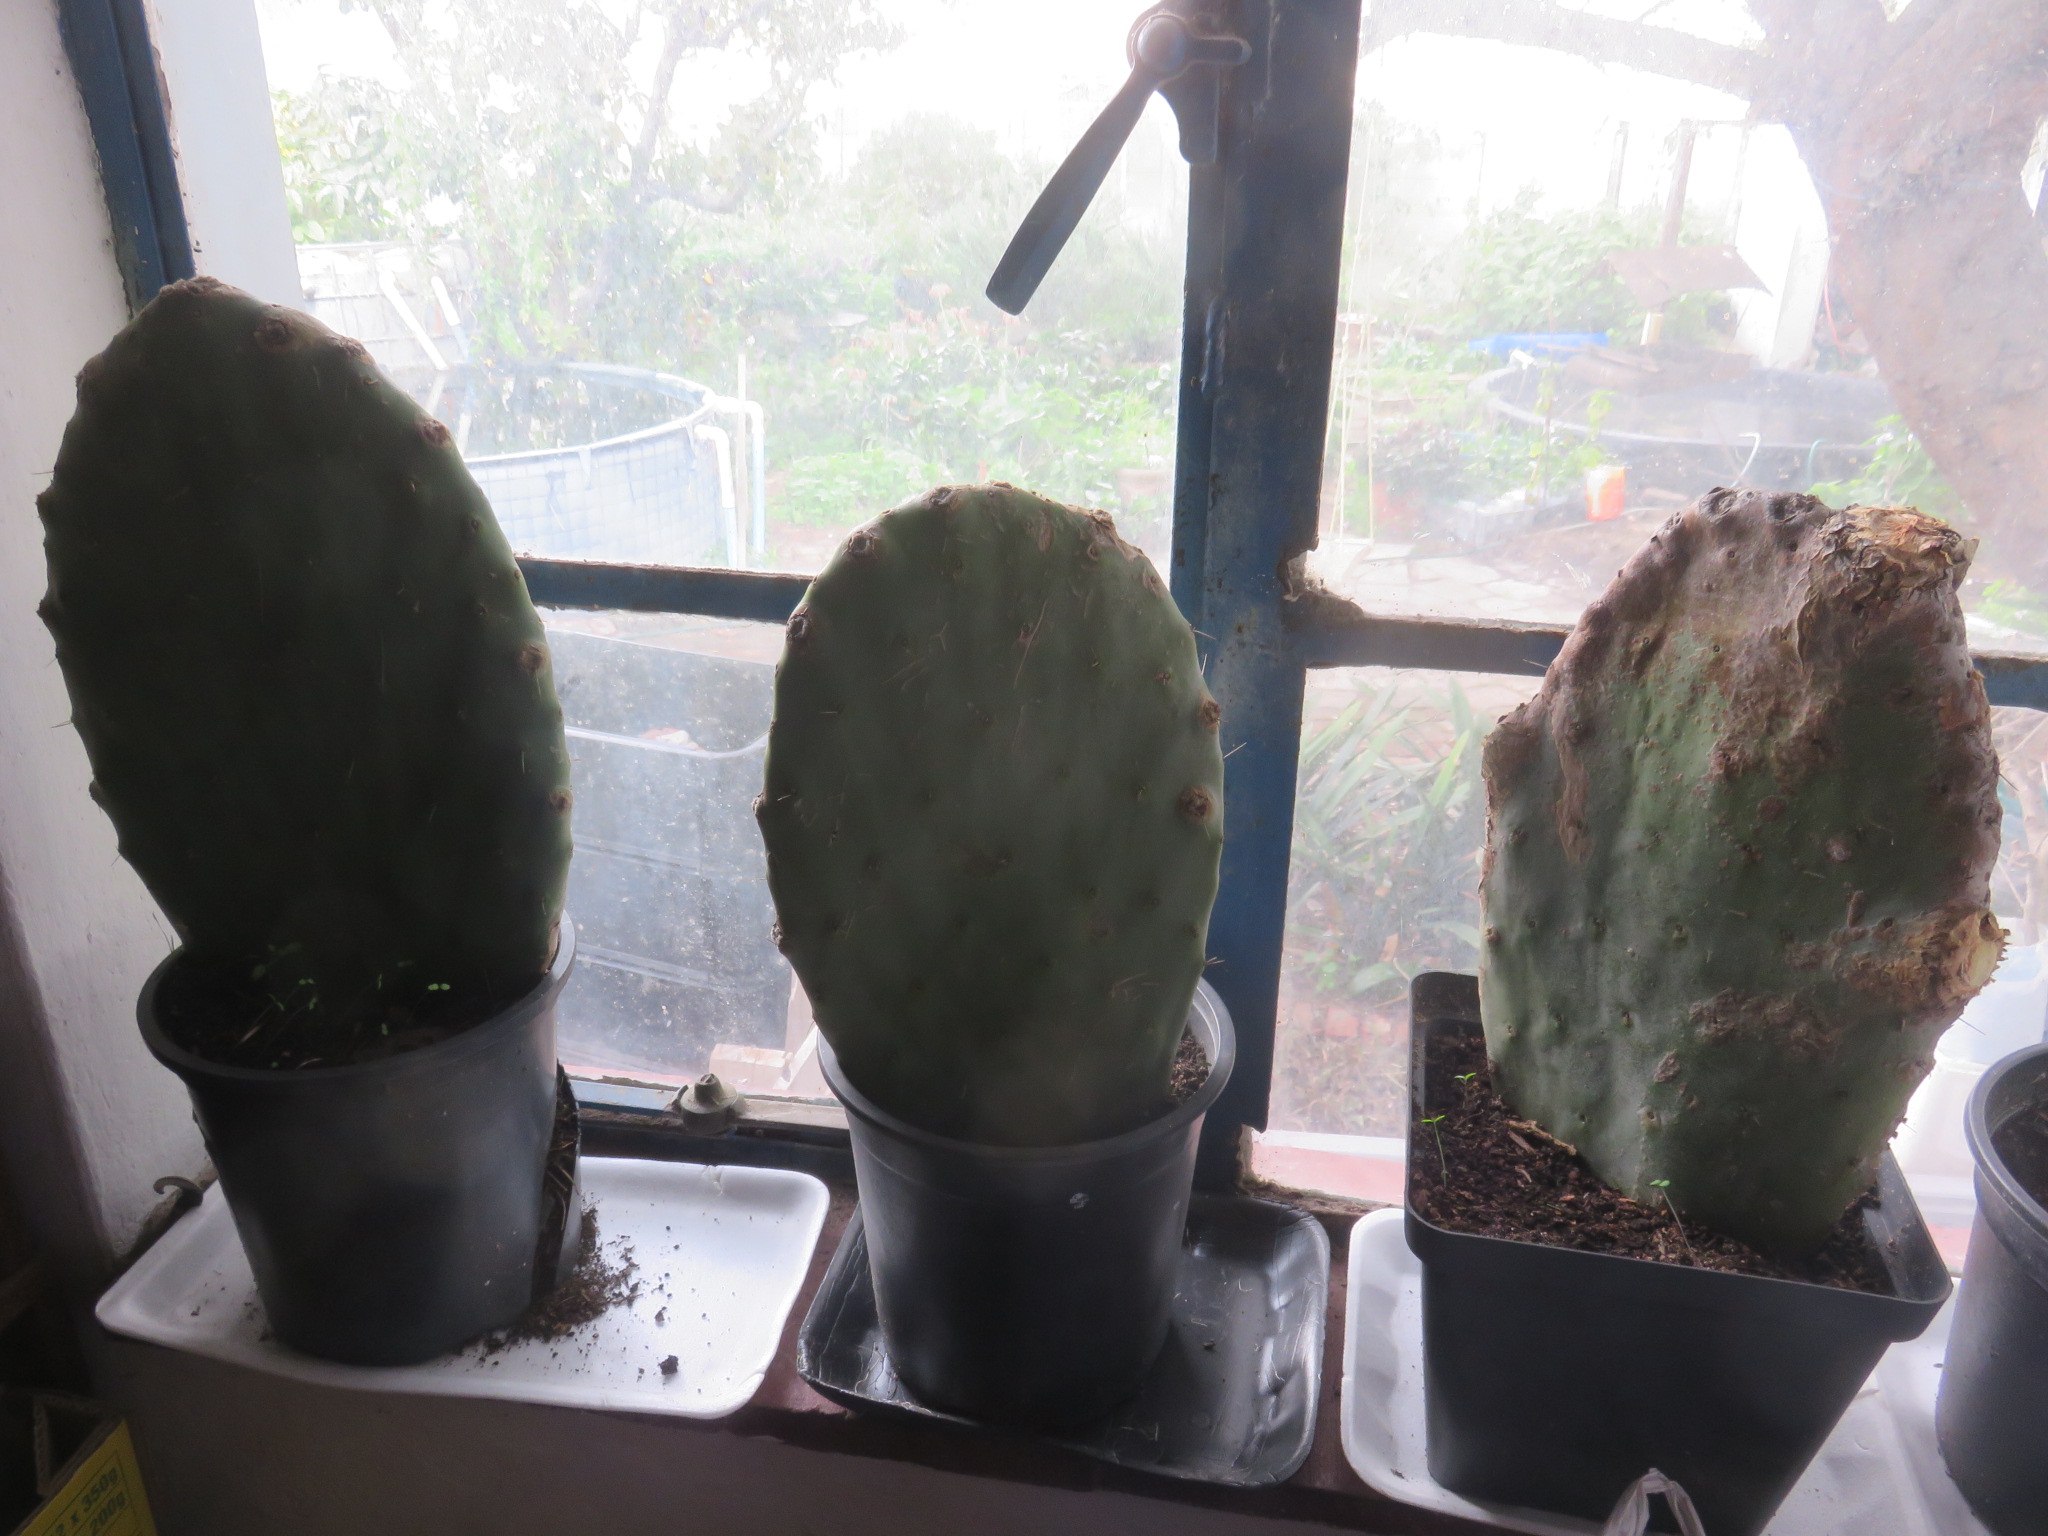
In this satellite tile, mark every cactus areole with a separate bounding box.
[1480,490,2002,1254]
[758,485,1224,1147]
[38,279,571,1056]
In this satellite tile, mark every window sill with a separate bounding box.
[98,1132,1497,1534]
[718,1181,1492,1535]
[112,1078,1960,1533]
[568,1080,1487,1526]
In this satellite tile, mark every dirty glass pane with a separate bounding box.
[253,0,1181,575]
[1314,7,2048,655]
[1273,667,1538,1140]
[1892,706,2048,1264]
[539,610,819,1092]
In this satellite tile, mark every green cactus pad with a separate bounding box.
[39,278,570,1044]
[758,484,1224,1146]
[1480,490,2002,1254]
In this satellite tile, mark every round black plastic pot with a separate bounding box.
[1408,974,1951,1536]
[823,983,1235,1431]
[137,922,577,1366]
[1937,1042,2048,1535]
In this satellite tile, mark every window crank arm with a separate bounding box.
[985,4,1248,316]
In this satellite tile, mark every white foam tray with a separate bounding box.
[97,1156,829,1419]
[1341,1208,1993,1536]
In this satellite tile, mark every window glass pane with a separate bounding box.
[1893,705,2048,1266]
[1313,8,2048,656]
[540,610,820,1092]
[254,0,1181,574]
[1271,670,2046,1267]
[1273,667,1538,1141]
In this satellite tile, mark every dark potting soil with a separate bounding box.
[1992,1097,2048,1210]
[534,1075,582,1281]
[1410,1030,1892,1293]
[1166,1027,1209,1109]
[153,958,512,1071]
[477,1206,639,1353]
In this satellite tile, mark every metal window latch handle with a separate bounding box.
[985,4,1249,316]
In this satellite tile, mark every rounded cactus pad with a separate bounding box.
[38,278,570,1047]
[1480,489,2001,1253]
[759,484,1224,1146]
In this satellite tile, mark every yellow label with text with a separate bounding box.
[15,1423,156,1536]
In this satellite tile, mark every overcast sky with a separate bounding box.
[253,0,1763,215]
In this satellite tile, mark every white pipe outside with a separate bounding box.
[376,265,448,371]
[689,391,768,565]
[693,423,741,568]
[743,400,767,560]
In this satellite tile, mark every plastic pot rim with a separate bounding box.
[1407,1006,1950,1321]
[1965,1040,2048,1241]
[137,915,577,1088]
[820,978,1236,1167]
[1404,1175,1948,1321]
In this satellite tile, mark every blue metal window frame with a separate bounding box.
[57,0,195,311]
[68,0,2048,1182]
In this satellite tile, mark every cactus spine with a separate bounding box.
[38,279,571,1037]
[1480,490,2002,1253]
[758,485,1224,1147]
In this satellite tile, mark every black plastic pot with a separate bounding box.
[823,982,1234,1431]
[1408,974,1950,1536]
[1937,1042,2048,1535]
[138,922,578,1366]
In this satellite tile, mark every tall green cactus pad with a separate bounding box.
[39,278,570,1037]
[758,485,1224,1147]
[1480,490,2002,1253]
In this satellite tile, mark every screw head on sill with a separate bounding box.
[672,1072,743,1134]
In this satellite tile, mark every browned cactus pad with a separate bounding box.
[1480,489,2001,1253]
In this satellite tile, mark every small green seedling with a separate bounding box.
[1650,1179,1699,1266]
[1421,1113,1449,1178]
[1454,1072,1478,1084]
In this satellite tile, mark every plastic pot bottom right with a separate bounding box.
[1937,1041,2048,1536]
[1407,973,1951,1536]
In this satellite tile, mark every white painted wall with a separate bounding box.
[0,0,206,1284]
[148,0,303,304]
[95,1336,1363,1536]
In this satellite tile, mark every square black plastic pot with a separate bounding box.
[137,921,579,1366]
[1936,1041,2048,1535]
[1407,973,1951,1536]
[822,982,1235,1432]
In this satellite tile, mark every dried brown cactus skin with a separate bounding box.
[1479,489,2003,1254]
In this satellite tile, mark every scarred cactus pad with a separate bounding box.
[1480,490,2002,1253]
[758,484,1223,1146]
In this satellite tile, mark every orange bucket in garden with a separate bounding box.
[1585,465,1627,521]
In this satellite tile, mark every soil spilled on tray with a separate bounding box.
[478,1206,639,1353]
[1410,1030,1893,1293]
[1993,1097,2048,1209]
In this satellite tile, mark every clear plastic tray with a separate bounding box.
[798,1193,1328,1485]
[96,1156,828,1419]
